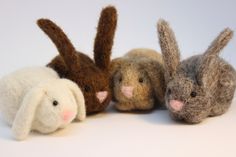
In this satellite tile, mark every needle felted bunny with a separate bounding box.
[0,67,86,140]
[110,48,166,111]
[157,19,236,123]
[37,6,117,114]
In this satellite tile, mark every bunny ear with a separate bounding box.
[62,79,86,121]
[37,19,78,70]
[12,87,44,140]
[94,6,117,71]
[109,57,124,76]
[157,19,181,82]
[204,28,233,57]
[142,60,166,104]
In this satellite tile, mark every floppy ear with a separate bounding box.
[62,79,86,121]
[204,28,233,56]
[37,19,78,71]
[94,6,117,71]
[12,87,44,140]
[142,60,166,104]
[157,19,181,82]
[109,57,124,77]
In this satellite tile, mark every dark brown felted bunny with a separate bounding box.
[37,6,117,114]
[110,48,166,111]
[157,19,236,123]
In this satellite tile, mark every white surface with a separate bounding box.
[0,0,235,157]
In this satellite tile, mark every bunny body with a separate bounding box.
[110,48,166,111]
[0,67,86,140]
[37,6,117,114]
[158,19,236,123]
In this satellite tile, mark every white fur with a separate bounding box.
[0,67,86,140]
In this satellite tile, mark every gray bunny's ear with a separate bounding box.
[204,28,233,57]
[62,79,86,121]
[157,19,181,82]
[12,87,44,140]
[109,58,125,76]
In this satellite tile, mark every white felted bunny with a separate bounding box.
[0,67,86,140]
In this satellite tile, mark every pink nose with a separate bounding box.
[62,111,75,122]
[96,91,108,103]
[121,86,134,98]
[169,100,184,112]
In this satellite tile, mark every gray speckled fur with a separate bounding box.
[157,19,236,123]
[110,48,166,111]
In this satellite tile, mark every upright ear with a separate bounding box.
[197,28,233,88]
[62,79,86,121]
[204,28,233,56]
[157,19,181,82]
[94,6,117,71]
[37,19,78,70]
[12,87,44,140]
[142,60,166,104]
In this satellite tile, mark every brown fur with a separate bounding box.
[110,48,166,111]
[158,19,236,123]
[37,6,117,114]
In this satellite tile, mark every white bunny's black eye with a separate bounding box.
[190,91,197,97]
[139,77,144,83]
[52,100,59,106]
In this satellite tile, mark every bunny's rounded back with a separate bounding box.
[157,19,236,123]
[110,48,166,111]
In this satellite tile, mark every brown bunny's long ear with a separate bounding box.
[94,6,117,71]
[37,19,78,70]
[157,19,181,82]
[204,28,233,57]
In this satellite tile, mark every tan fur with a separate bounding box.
[110,48,166,111]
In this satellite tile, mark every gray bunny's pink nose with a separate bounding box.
[96,91,108,103]
[169,100,184,112]
[121,86,134,98]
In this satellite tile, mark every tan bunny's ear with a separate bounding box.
[204,28,233,56]
[157,19,181,82]
[142,60,166,105]
[94,6,117,71]
[12,87,45,140]
[37,19,78,70]
[62,79,86,121]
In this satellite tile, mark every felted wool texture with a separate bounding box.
[158,19,236,124]
[37,6,117,115]
[0,67,86,140]
[110,48,166,111]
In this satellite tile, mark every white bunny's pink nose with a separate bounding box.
[62,111,75,122]
[169,100,184,112]
[121,86,134,98]
[96,91,108,103]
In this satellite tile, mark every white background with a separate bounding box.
[0,0,235,157]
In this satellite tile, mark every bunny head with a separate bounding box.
[37,6,117,114]
[157,19,234,123]
[12,79,86,140]
[110,57,165,111]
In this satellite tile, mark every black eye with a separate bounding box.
[119,77,122,83]
[84,85,91,92]
[167,89,171,95]
[190,91,197,97]
[139,78,144,83]
[52,100,59,106]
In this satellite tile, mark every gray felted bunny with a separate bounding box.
[157,19,236,123]
[110,48,166,111]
